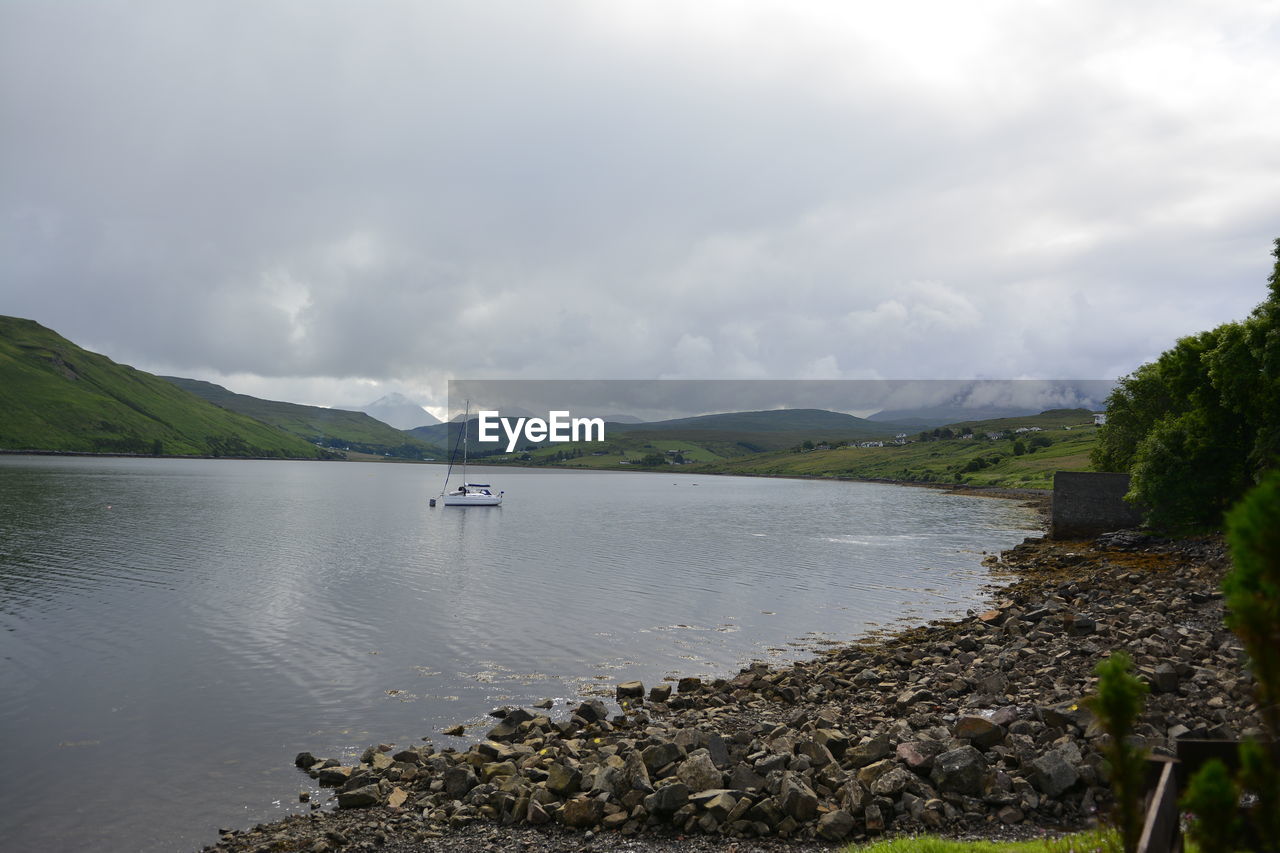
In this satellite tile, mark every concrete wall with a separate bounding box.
[1051,471,1144,539]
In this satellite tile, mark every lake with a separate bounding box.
[0,456,1041,851]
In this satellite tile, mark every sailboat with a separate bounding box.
[440,402,503,506]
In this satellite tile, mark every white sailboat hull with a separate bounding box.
[442,491,502,506]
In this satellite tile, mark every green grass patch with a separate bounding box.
[847,828,1118,853]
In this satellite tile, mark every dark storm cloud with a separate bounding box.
[2,1,1278,410]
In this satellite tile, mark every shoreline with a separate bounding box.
[204,528,1251,852]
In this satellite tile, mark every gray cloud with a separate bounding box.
[3,0,1279,411]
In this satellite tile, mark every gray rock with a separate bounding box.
[560,796,603,828]
[845,733,892,768]
[953,714,1005,749]
[676,750,723,792]
[931,745,987,796]
[646,781,690,815]
[443,765,478,798]
[1029,750,1079,797]
[870,766,914,796]
[546,763,582,796]
[897,740,947,773]
[617,680,645,699]
[336,784,381,809]
[621,750,653,793]
[641,740,685,772]
[1150,663,1180,693]
[777,772,818,821]
[816,809,856,840]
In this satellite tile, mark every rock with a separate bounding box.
[729,764,766,791]
[1150,663,1180,693]
[642,741,685,772]
[1039,700,1092,730]
[816,809,856,840]
[1029,750,1079,797]
[443,765,478,798]
[897,740,947,773]
[676,750,722,791]
[546,763,582,796]
[895,688,934,712]
[646,781,690,815]
[677,677,702,694]
[870,766,914,797]
[777,773,819,821]
[573,700,608,723]
[442,725,466,737]
[864,803,885,833]
[316,766,353,787]
[386,787,408,808]
[954,714,1005,749]
[294,751,318,769]
[649,684,672,703]
[526,799,551,825]
[931,745,987,796]
[621,750,653,793]
[560,796,603,828]
[998,805,1024,824]
[617,680,645,700]
[845,733,892,768]
[336,785,381,809]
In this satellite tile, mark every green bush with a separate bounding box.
[1084,652,1148,853]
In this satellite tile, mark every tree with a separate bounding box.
[1085,652,1149,853]
[1092,237,1280,529]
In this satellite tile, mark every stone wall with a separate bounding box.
[1050,471,1144,539]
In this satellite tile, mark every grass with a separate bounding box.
[846,828,1120,853]
[686,416,1100,489]
[0,316,331,459]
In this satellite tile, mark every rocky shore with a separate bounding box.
[204,530,1257,853]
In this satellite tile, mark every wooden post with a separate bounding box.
[1136,759,1180,853]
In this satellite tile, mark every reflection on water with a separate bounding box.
[0,456,1040,852]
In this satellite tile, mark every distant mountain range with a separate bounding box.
[357,393,440,430]
[868,405,1050,429]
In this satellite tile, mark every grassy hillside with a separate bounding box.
[0,316,332,458]
[164,377,445,460]
[690,409,1100,488]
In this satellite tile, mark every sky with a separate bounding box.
[3,0,1279,418]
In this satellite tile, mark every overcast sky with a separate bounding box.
[3,1,1279,417]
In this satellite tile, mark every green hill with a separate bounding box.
[689,408,1101,489]
[608,407,903,436]
[0,316,332,458]
[163,377,444,460]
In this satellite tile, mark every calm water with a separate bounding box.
[0,456,1040,851]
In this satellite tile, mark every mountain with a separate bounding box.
[610,408,902,437]
[358,393,440,430]
[868,405,1044,429]
[0,316,330,458]
[164,377,445,459]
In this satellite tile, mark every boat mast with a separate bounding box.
[440,400,469,498]
[460,401,468,488]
